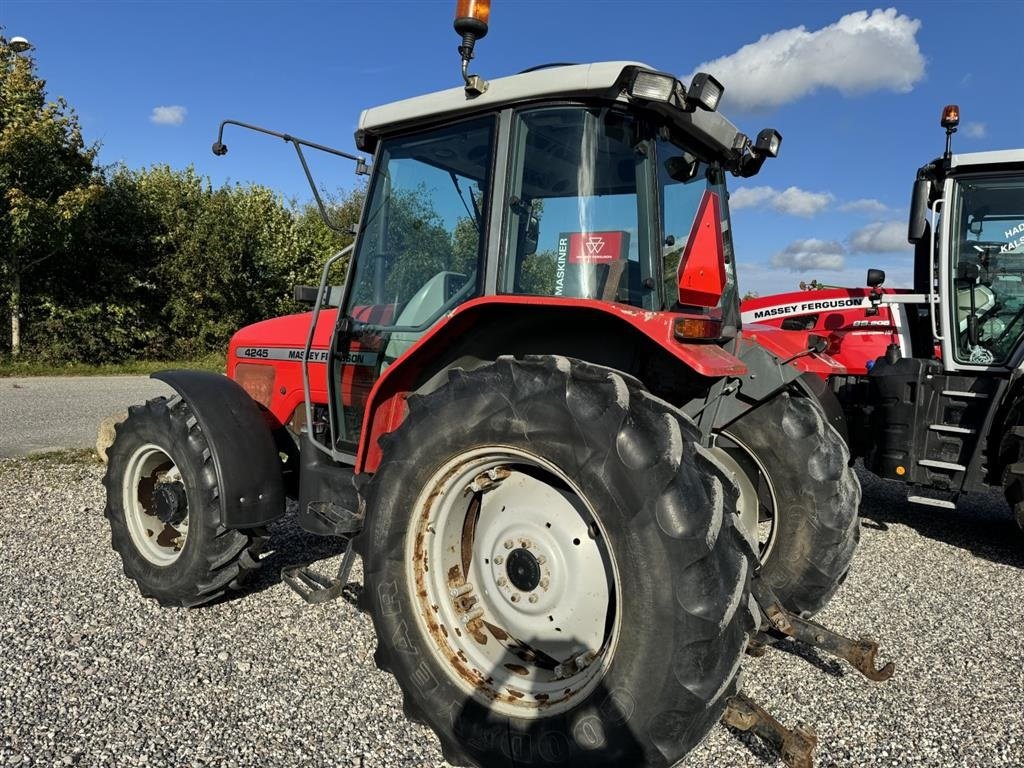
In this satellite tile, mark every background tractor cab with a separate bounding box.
[741,105,1024,528]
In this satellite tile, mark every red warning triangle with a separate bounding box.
[677,190,726,307]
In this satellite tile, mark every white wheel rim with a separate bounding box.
[406,447,621,718]
[710,434,778,560]
[122,443,190,566]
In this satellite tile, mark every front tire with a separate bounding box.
[710,391,861,618]
[102,396,267,608]
[358,356,757,768]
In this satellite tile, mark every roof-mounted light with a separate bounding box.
[755,128,782,158]
[941,104,960,129]
[941,104,959,159]
[686,72,724,112]
[454,0,491,96]
[628,70,679,103]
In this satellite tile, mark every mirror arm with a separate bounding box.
[212,119,371,234]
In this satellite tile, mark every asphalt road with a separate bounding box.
[0,376,171,457]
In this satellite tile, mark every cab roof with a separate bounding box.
[951,149,1024,169]
[355,61,748,166]
[358,62,647,135]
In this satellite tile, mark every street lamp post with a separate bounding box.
[9,36,33,53]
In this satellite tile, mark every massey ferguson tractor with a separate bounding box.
[741,105,1024,534]
[102,4,891,766]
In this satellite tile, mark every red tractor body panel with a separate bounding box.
[740,287,917,376]
[226,295,750,472]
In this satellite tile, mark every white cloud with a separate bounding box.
[839,198,889,214]
[150,105,187,126]
[964,121,987,138]
[689,8,925,110]
[848,220,910,253]
[771,239,846,271]
[731,185,833,217]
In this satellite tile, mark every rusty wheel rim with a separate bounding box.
[122,444,190,566]
[406,446,621,718]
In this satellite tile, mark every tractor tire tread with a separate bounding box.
[357,355,756,768]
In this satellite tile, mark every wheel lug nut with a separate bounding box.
[497,577,507,587]
[504,539,514,550]
[528,595,538,604]
[537,555,546,565]
[494,555,504,565]
[510,594,520,603]
[540,578,549,589]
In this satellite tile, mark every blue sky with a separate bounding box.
[5,0,1022,297]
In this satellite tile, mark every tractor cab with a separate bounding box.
[908,107,1024,371]
[313,60,780,458]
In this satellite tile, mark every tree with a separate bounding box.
[0,33,99,355]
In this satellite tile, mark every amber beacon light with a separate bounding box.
[454,0,491,94]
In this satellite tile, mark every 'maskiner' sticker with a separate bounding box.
[564,231,626,264]
[235,347,378,366]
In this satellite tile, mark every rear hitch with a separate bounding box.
[751,576,895,682]
[722,692,817,768]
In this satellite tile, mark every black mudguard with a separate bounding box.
[152,370,285,529]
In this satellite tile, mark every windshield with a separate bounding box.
[950,173,1024,365]
[500,105,735,316]
[347,116,494,329]
[501,106,658,309]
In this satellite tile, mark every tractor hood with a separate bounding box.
[227,310,336,368]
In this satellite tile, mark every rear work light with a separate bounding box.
[629,70,679,103]
[235,363,276,408]
[686,72,724,112]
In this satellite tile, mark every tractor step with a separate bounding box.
[281,539,358,604]
[304,499,363,535]
[722,692,817,768]
[751,576,895,682]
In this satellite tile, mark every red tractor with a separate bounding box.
[742,105,1024,532]
[103,5,890,766]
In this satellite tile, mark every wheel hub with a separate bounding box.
[153,481,188,525]
[408,448,620,718]
[505,547,541,592]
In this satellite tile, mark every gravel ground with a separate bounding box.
[1,457,1022,768]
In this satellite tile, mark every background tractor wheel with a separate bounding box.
[710,391,861,618]
[103,396,267,608]
[999,425,1024,534]
[357,356,757,768]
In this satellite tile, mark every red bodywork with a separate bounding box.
[740,287,918,376]
[227,296,752,472]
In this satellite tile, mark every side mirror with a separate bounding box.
[524,215,540,256]
[294,285,319,304]
[867,268,885,288]
[908,178,930,244]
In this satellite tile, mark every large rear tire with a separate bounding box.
[102,396,267,608]
[999,425,1024,533]
[357,356,757,768]
[710,391,860,618]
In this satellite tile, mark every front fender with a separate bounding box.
[152,370,285,529]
